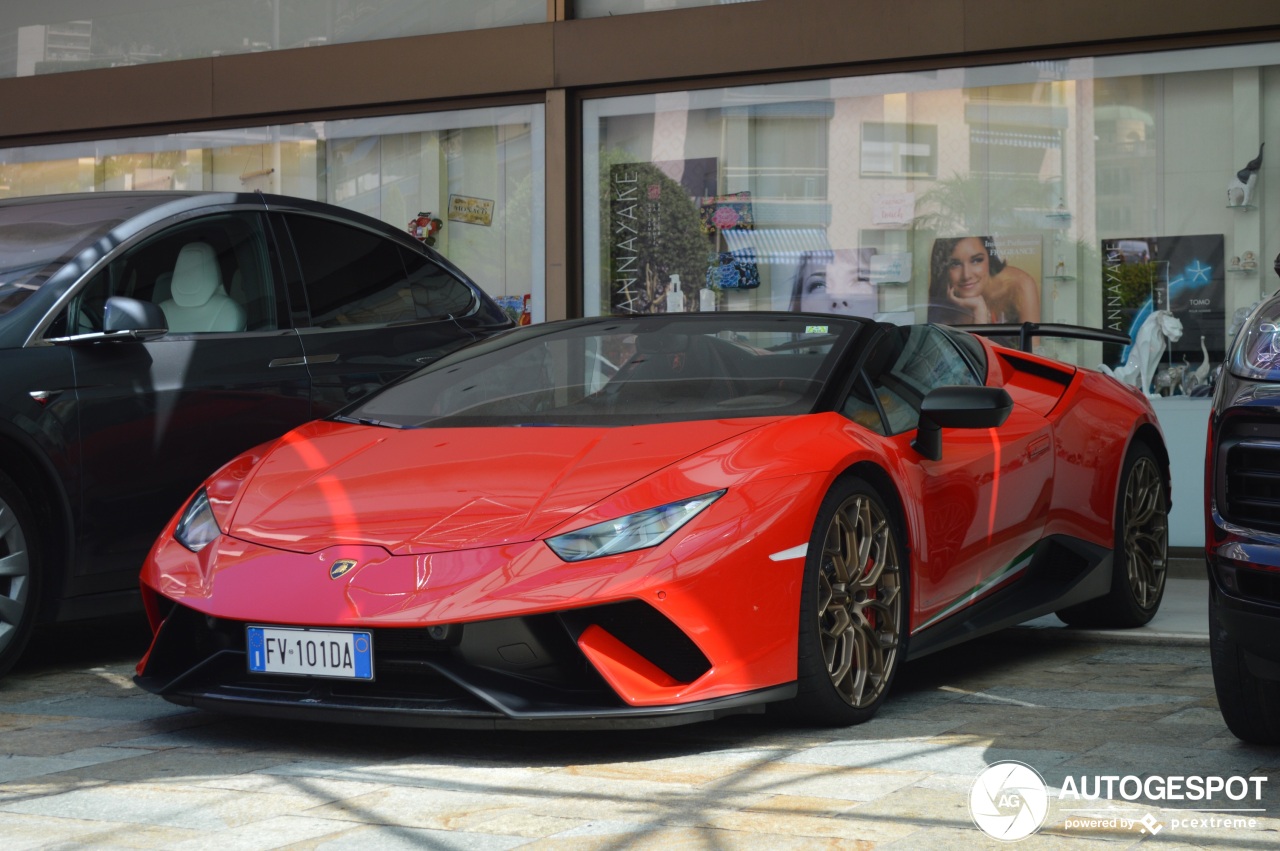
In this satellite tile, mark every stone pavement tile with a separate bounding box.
[0,811,201,850]
[782,738,1073,776]
[302,786,581,836]
[0,781,335,832]
[880,825,1119,849]
[166,814,356,850]
[842,784,973,833]
[263,758,572,799]
[1,693,189,722]
[193,770,390,803]
[687,806,920,845]
[984,711,1224,744]
[1158,707,1233,725]
[719,763,928,803]
[285,821,529,850]
[0,712,62,733]
[1058,742,1280,783]
[954,686,1197,712]
[4,726,177,757]
[818,718,969,742]
[1087,646,1212,665]
[548,745,816,787]
[0,746,149,784]
[52,749,291,784]
[529,823,875,850]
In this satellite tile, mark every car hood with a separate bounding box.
[226,419,768,555]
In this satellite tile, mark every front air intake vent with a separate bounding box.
[1221,420,1280,533]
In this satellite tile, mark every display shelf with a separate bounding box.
[1227,204,1257,211]
[1044,275,1076,282]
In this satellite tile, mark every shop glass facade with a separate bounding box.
[583,43,1280,381]
[0,1,545,78]
[0,105,547,322]
[575,0,761,18]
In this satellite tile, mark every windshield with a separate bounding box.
[344,314,862,427]
[0,196,145,316]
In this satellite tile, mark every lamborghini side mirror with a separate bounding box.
[912,385,1013,461]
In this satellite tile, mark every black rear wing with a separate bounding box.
[955,322,1131,354]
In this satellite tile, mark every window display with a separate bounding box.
[583,44,1280,386]
[0,105,545,322]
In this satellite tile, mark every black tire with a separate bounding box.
[1210,598,1280,744]
[780,475,909,726]
[1057,441,1167,628]
[0,470,41,678]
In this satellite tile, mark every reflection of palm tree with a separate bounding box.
[913,172,1057,233]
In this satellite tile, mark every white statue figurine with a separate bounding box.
[1099,309,1184,397]
[1228,144,1264,207]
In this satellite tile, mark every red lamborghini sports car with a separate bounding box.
[134,313,1170,729]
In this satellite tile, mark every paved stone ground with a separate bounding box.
[1,613,1278,849]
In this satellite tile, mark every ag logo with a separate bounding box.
[329,559,358,580]
[970,760,1049,841]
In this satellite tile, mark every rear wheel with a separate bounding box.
[0,470,40,678]
[1057,441,1167,628]
[782,476,908,725]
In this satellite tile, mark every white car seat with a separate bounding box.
[158,243,246,333]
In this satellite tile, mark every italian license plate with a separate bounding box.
[247,626,373,680]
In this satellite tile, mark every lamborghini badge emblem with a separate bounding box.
[330,559,357,580]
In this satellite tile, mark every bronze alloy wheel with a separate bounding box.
[1056,440,1168,629]
[1121,453,1168,610]
[816,491,903,710]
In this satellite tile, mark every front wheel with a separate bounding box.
[781,476,908,726]
[1210,598,1280,744]
[1057,440,1167,628]
[0,470,41,678]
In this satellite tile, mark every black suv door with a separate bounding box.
[54,210,309,587]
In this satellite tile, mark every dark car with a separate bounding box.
[0,191,513,676]
[1207,285,1280,743]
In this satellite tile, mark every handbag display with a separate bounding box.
[706,251,761,290]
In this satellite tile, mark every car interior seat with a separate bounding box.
[158,242,246,333]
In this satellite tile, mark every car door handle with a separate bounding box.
[268,354,340,368]
[1027,435,1052,460]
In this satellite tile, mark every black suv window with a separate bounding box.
[282,214,474,328]
[842,324,983,435]
[53,212,280,336]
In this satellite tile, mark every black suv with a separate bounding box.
[0,191,512,675]
[1207,279,1280,743]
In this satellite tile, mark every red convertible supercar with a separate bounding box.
[135,313,1170,729]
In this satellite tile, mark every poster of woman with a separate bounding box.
[789,248,878,317]
[927,235,1042,326]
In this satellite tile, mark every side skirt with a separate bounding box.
[906,535,1112,661]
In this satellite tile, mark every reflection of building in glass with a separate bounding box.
[1,21,91,77]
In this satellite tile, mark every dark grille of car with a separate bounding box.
[1221,419,1280,533]
[1237,566,1280,607]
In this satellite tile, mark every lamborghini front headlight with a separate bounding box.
[545,490,725,562]
[174,490,221,553]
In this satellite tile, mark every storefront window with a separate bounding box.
[575,0,761,17]
[0,105,546,321]
[583,44,1280,382]
[0,1,545,78]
